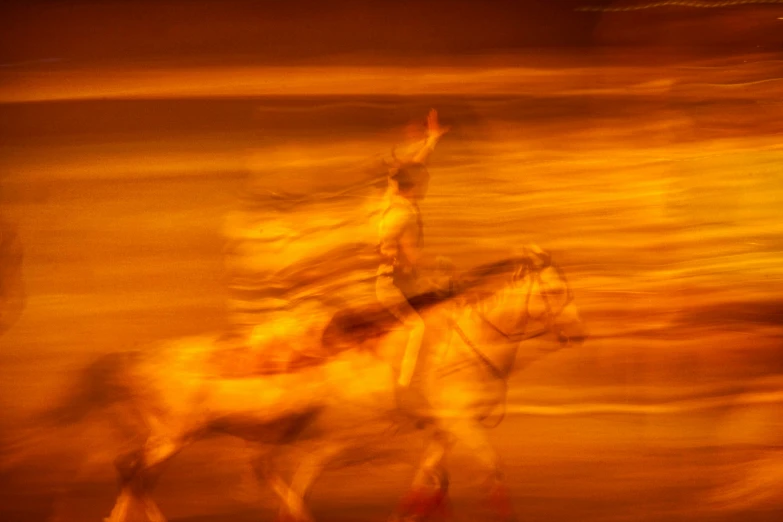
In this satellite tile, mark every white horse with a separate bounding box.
[43,250,585,522]
[260,250,586,522]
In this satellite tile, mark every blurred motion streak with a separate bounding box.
[0,219,25,336]
[0,65,687,102]
[577,0,783,11]
[1,1,783,522]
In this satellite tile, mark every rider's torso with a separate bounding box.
[377,195,423,281]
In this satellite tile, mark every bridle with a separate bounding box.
[446,261,573,428]
[474,269,539,344]
[449,261,574,375]
[471,262,573,344]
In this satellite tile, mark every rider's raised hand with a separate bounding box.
[409,109,449,165]
[426,109,450,139]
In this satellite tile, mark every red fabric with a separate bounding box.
[396,486,451,519]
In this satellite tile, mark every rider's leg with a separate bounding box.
[398,313,426,387]
[376,275,433,420]
[376,274,426,387]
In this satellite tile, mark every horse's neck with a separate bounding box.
[474,287,517,335]
[470,273,539,339]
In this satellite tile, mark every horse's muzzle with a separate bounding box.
[557,322,588,347]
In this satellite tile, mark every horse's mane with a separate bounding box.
[455,256,530,298]
[456,249,566,316]
[461,257,524,283]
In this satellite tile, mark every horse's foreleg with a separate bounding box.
[394,430,453,521]
[255,442,344,522]
[441,418,515,522]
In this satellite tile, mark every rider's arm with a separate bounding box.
[408,133,442,165]
[392,109,449,166]
[409,109,449,165]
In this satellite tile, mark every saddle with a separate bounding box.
[320,291,448,349]
[320,257,529,349]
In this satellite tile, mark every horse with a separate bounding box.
[42,249,585,522]
[257,248,586,522]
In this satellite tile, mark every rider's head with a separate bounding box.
[390,162,430,201]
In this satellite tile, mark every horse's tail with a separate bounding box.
[36,351,139,427]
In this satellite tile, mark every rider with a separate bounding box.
[376,109,450,415]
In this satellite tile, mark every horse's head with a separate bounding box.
[487,245,587,349]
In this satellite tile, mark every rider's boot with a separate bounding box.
[394,320,434,425]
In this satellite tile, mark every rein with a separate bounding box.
[443,271,536,429]
[449,268,536,379]
[476,266,575,343]
[450,321,506,381]
[472,270,552,343]
[448,319,508,429]
[444,264,572,428]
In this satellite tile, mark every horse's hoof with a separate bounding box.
[395,487,449,521]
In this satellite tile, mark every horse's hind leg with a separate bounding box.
[103,448,142,522]
[254,454,307,522]
[283,444,345,522]
[256,443,343,522]
[106,432,186,522]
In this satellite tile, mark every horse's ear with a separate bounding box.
[525,244,551,269]
[511,244,551,271]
